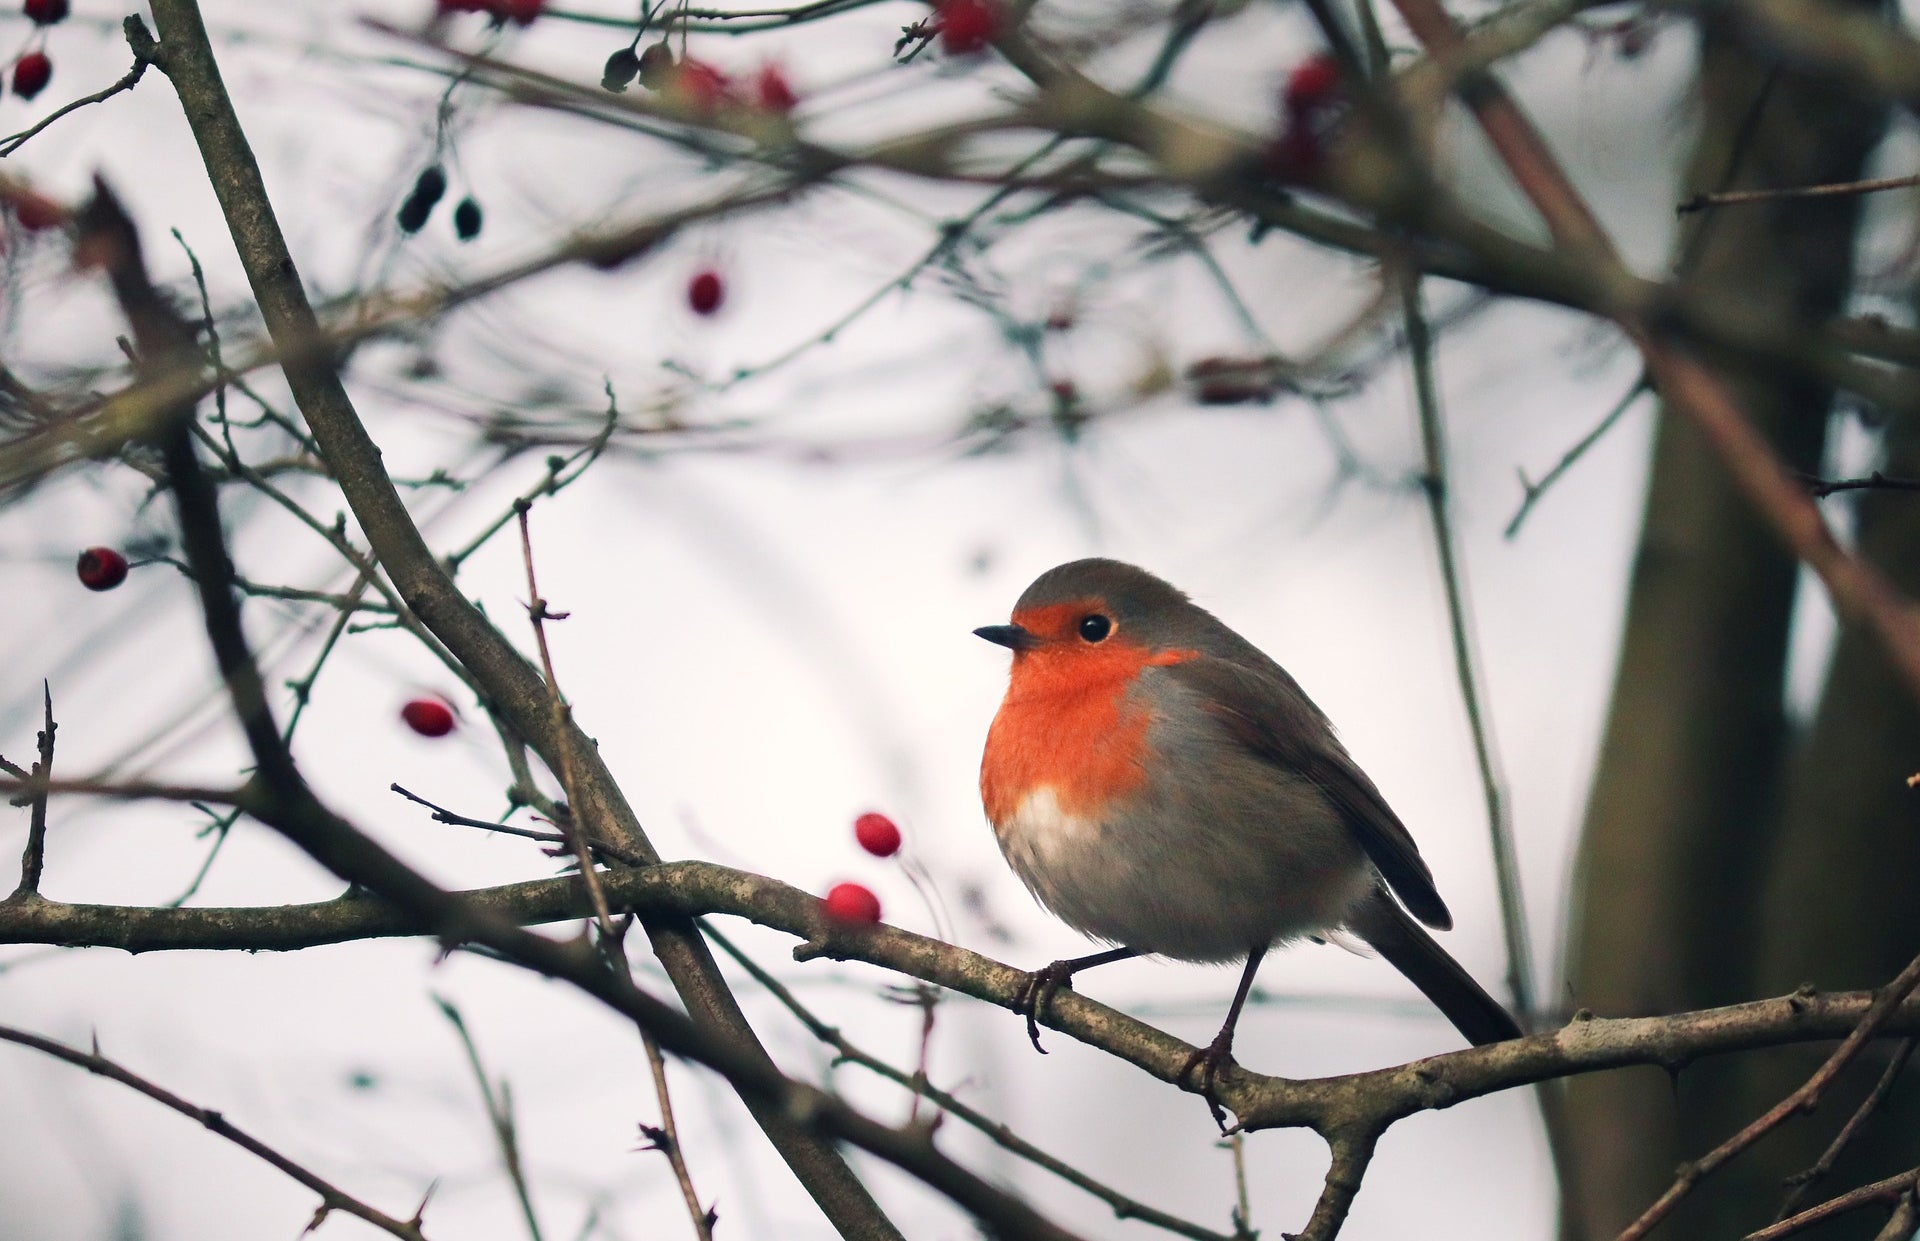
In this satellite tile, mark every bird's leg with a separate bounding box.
[1013,947,1140,1053]
[1179,944,1267,1130]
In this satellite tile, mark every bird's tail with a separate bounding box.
[1348,888,1522,1046]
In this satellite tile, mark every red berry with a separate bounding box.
[401,698,457,737]
[75,547,127,591]
[23,0,67,25]
[13,52,51,101]
[672,59,734,112]
[854,812,901,858]
[822,881,882,925]
[937,0,998,54]
[753,63,798,115]
[1283,54,1342,114]
[9,190,63,231]
[496,0,543,25]
[687,268,724,315]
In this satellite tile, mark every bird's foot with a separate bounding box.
[1178,1031,1240,1131]
[1012,959,1083,1053]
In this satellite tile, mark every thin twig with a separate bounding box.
[1505,377,1652,538]
[0,17,154,158]
[638,1031,716,1241]
[442,387,618,574]
[0,1024,431,1241]
[1400,271,1536,1024]
[513,505,712,1240]
[1618,950,1920,1240]
[389,782,648,867]
[1220,1131,1254,1240]
[701,923,1238,1241]
[1802,470,1920,499]
[436,998,545,1241]
[1680,170,1920,214]
[513,503,614,937]
[6,684,55,899]
[1744,1167,1920,1241]
[1773,1037,1917,1221]
[1386,0,1920,702]
[0,776,243,805]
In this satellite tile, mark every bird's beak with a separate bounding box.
[974,623,1039,651]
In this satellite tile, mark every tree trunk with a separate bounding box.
[1716,401,1920,1238]
[1560,11,1886,1238]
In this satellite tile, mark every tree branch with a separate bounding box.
[0,1024,432,1241]
[141,2,903,1233]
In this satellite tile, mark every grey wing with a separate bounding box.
[1163,655,1454,930]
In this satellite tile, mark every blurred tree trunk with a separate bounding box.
[1715,401,1920,1235]
[1560,9,1887,1239]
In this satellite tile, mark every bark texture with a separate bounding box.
[1561,11,1888,1238]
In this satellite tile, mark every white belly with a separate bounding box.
[991,783,1372,962]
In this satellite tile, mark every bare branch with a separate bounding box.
[0,1024,431,1241]
[5,683,55,899]
[1618,951,1920,1240]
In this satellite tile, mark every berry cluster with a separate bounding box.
[11,1,65,103]
[603,41,800,121]
[818,811,907,926]
[396,164,484,241]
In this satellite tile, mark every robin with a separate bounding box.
[976,558,1521,1115]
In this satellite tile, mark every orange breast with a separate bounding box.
[980,641,1187,826]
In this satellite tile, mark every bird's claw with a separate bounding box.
[1012,959,1081,1053]
[1178,1032,1239,1131]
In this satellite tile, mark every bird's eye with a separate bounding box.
[1078,614,1112,643]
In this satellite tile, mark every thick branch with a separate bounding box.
[141,2,899,1233]
[4,860,1918,1138]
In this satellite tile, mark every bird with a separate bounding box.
[975,558,1521,1116]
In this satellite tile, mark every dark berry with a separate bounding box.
[13,52,51,101]
[413,165,448,206]
[687,268,724,315]
[76,547,127,591]
[602,46,642,92]
[397,165,447,234]
[23,0,68,26]
[637,40,674,90]
[453,196,482,240]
